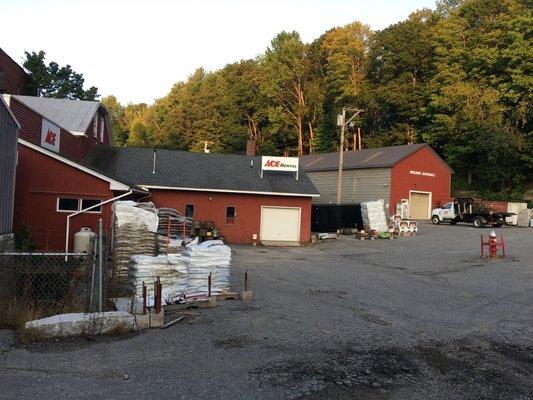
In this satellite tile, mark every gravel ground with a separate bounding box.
[0,223,532,399]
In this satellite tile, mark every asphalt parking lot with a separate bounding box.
[1,223,532,400]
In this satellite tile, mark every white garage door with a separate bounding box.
[260,206,301,243]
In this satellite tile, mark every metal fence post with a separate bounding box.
[98,218,104,313]
[90,237,97,311]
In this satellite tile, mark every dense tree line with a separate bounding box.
[23,51,99,100]
[101,0,531,198]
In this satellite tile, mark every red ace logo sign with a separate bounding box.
[261,156,299,172]
[41,119,60,152]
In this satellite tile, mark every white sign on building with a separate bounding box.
[41,119,60,152]
[261,156,299,179]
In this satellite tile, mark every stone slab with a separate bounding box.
[25,311,136,339]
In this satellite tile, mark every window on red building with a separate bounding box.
[185,204,194,218]
[57,198,79,212]
[82,199,102,213]
[226,206,236,224]
[57,198,102,213]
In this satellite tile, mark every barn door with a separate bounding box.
[409,192,431,220]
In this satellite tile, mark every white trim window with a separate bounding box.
[93,115,98,137]
[99,116,104,142]
[57,198,102,213]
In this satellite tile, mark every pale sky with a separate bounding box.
[1,0,436,104]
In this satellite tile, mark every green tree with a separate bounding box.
[426,0,532,193]
[262,31,313,156]
[101,95,128,146]
[364,9,438,146]
[23,51,98,100]
[313,22,371,152]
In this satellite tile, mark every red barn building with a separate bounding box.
[3,94,140,251]
[4,94,318,250]
[301,144,453,219]
[85,147,319,245]
[0,48,32,95]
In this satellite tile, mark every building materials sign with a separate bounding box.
[261,156,299,180]
[41,119,60,152]
[409,170,435,177]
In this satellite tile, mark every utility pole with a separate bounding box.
[336,108,364,204]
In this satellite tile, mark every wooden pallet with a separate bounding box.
[216,291,242,300]
[162,291,242,312]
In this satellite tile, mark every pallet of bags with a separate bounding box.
[361,200,388,232]
[182,240,231,297]
[129,254,188,306]
[112,201,159,286]
[157,235,183,254]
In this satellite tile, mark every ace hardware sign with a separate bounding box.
[41,118,60,152]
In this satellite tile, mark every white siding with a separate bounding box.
[307,168,391,205]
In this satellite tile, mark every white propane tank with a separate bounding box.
[74,227,96,253]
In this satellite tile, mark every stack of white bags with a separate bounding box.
[129,254,188,305]
[361,199,388,232]
[182,240,231,297]
[129,240,232,304]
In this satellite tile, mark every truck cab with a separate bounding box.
[431,202,456,224]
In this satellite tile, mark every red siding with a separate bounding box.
[389,146,452,214]
[0,49,31,95]
[13,144,115,251]
[9,98,110,161]
[148,190,312,244]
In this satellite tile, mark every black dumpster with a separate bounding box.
[311,204,363,232]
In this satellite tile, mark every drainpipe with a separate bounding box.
[64,190,133,260]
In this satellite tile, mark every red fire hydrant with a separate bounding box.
[488,230,497,257]
[481,231,506,258]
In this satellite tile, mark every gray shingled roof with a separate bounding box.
[84,147,319,197]
[10,95,99,135]
[301,143,452,172]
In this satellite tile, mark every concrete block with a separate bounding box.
[242,291,253,301]
[135,314,150,330]
[149,310,164,328]
[25,311,136,339]
[206,297,217,308]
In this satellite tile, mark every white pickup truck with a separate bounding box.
[431,198,511,228]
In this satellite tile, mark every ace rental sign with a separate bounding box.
[261,156,299,179]
[261,156,299,172]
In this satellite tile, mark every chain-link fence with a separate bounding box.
[0,253,93,328]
